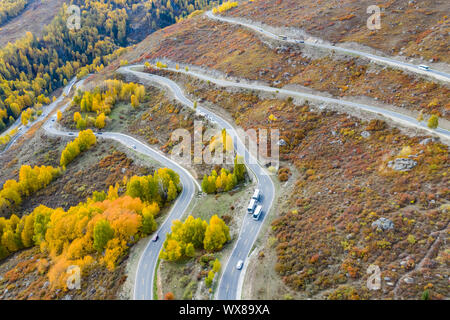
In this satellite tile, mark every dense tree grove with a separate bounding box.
[126,167,181,206]
[70,80,145,129]
[1,130,99,218]
[0,165,61,217]
[60,129,97,167]
[0,0,28,26]
[212,0,237,14]
[0,127,17,147]
[0,0,221,134]
[0,168,180,288]
[201,156,246,194]
[159,214,230,261]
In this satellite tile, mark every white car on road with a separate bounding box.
[236,260,244,270]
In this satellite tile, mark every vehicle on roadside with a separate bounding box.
[152,233,159,242]
[252,189,261,201]
[247,198,257,214]
[252,205,263,221]
[236,260,244,270]
[279,35,287,40]
[418,64,430,71]
[132,145,137,149]
[68,132,74,136]
[297,40,305,44]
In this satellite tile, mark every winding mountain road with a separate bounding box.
[119,65,276,300]
[136,65,450,140]
[206,11,450,83]
[41,97,200,301]
[4,58,448,301]
[121,61,450,297]
[0,77,77,155]
[138,64,450,142]
[2,64,275,301]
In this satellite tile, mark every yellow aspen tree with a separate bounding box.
[57,110,62,121]
[95,112,106,129]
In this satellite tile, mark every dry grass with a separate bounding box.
[0,0,65,46]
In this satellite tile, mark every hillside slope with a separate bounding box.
[117,12,450,121]
[0,0,65,47]
[104,6,449,300]
[0,1,448,301]
[224,0,450,64]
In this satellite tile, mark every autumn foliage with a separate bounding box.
[60,129,97,167]
[1,0,217,134]
[0,169,180,289]
[159,215,230,261]
[201,156,246,194]
[0,165,61,217]
[212,1,238,14]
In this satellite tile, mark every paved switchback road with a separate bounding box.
[119,66,277,300]
[120,63,450,298]
[42,98,200,300]
[127,64,450,142]
[205,11,450,83]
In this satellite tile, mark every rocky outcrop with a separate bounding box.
[387,158,417,171]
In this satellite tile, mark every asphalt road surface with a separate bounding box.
[137,64,450,142]
[206,11,450,83]
[119,66,277,300]
[42,97,200,301]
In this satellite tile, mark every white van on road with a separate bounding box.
[247,198,256,214]
[252,205,263,221]
[252,189,261,201]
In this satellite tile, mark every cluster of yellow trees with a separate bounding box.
[159,215,230,261]
[126,168,181,205]
[0,166,181,288]
[1,130,97,218]
[212,1,238,14]
[0,128,18,147]
[76,48,128,79]
[201,156,246,194]
[156,61,168,69]
[417,110,440,129]
[209,129,234,153]
[205,258,221,288]
[71,80,145,129]
[0,165,61,217]
[0,0,126,134]
[21,108,33,126]
[60,129,97,167]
